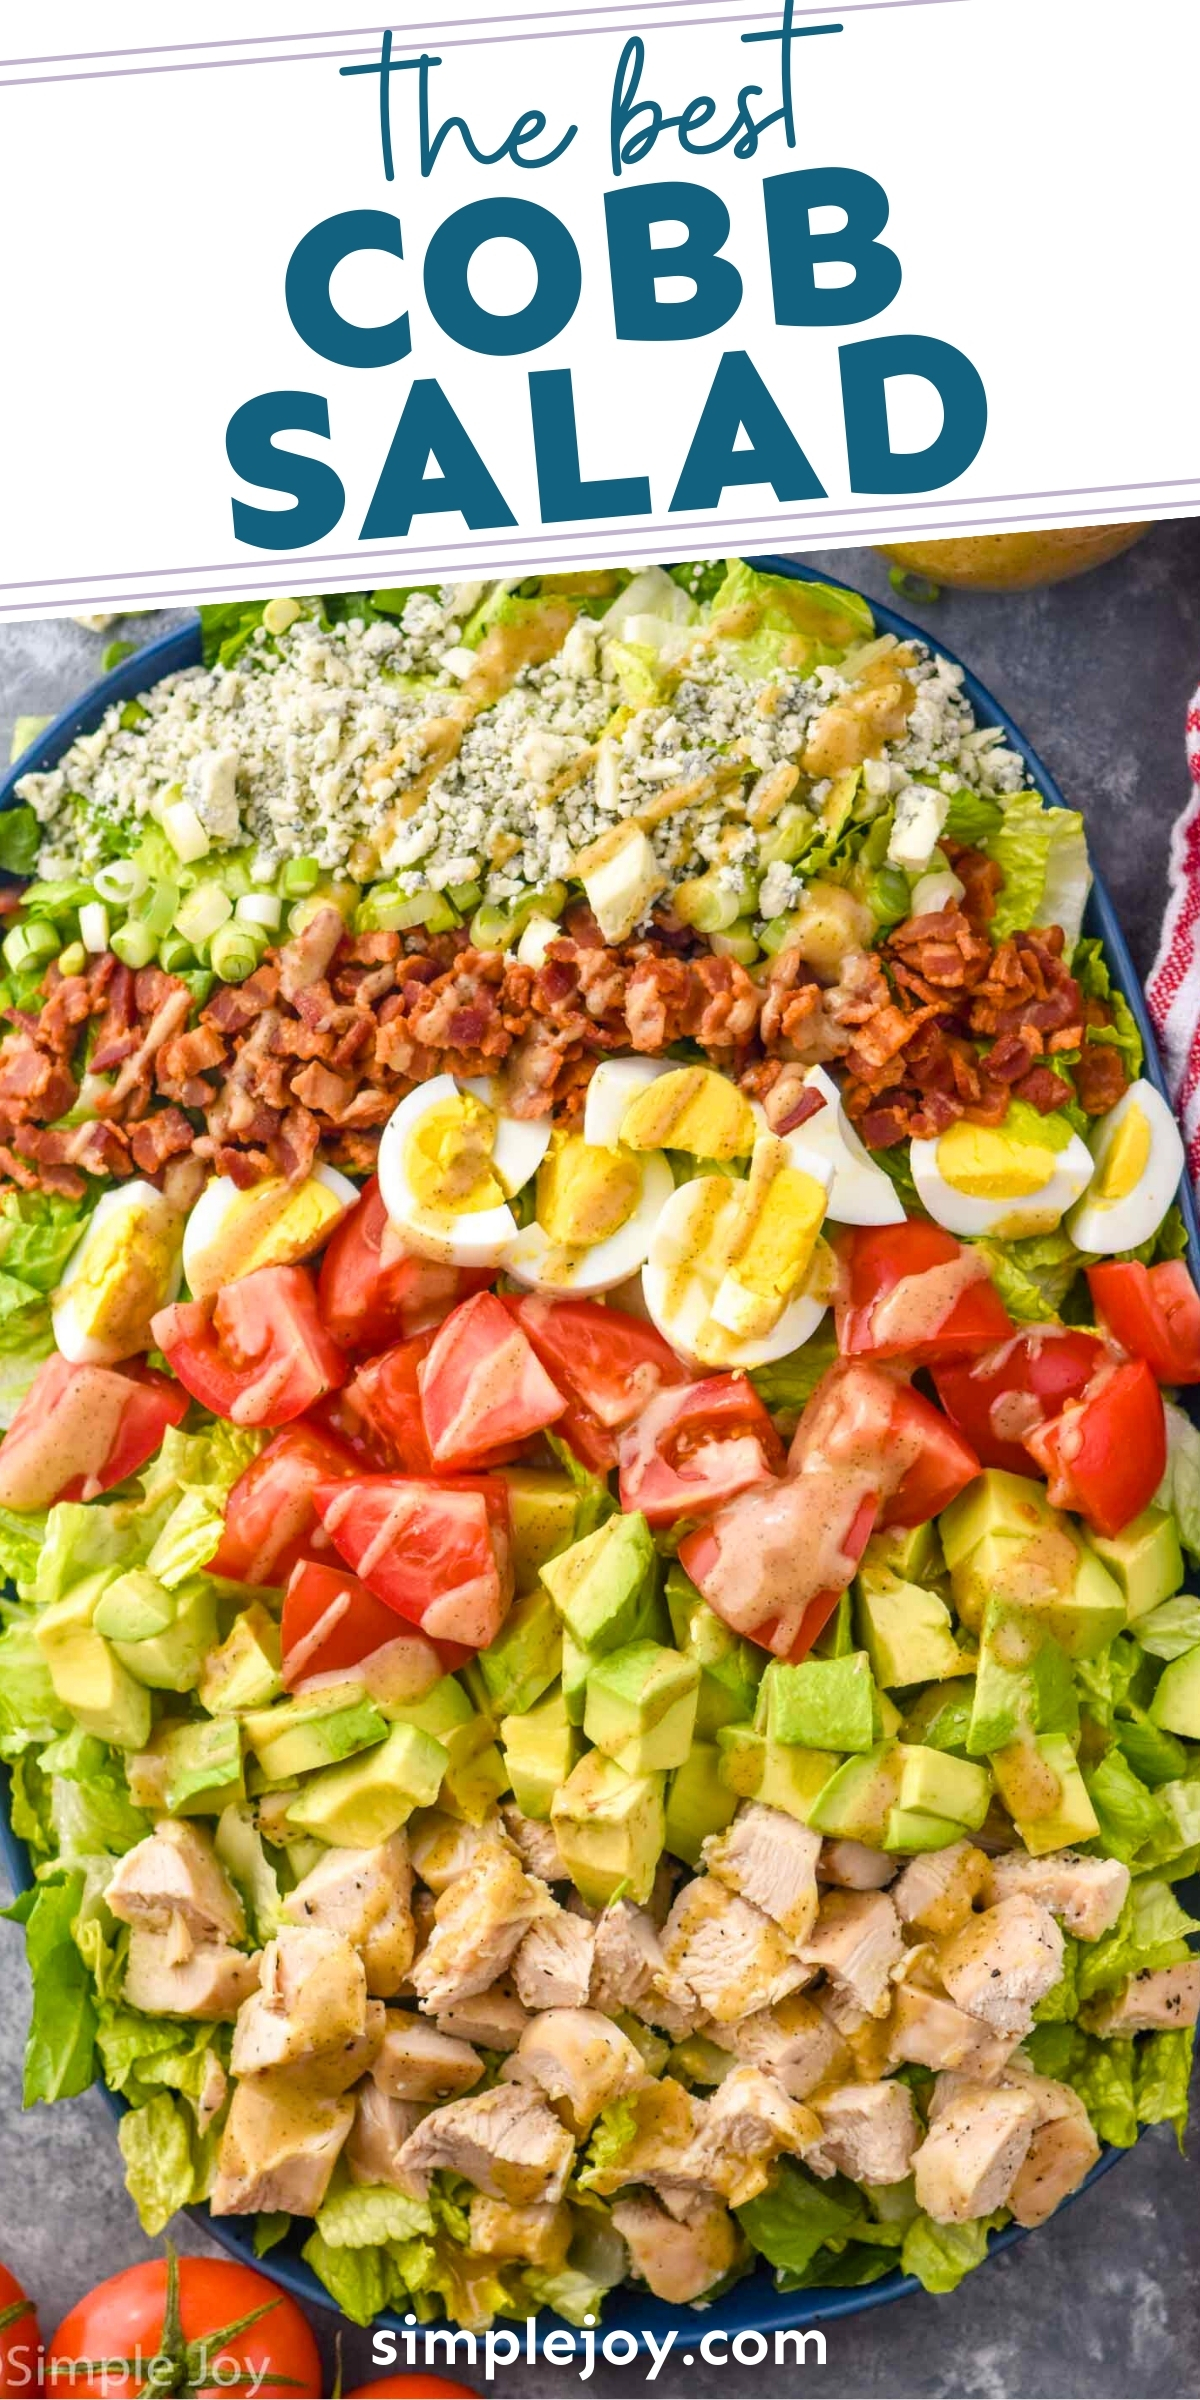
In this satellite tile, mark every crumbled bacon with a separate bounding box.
[1075,1039,1129,1115]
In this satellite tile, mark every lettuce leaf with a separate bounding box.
[1155,1403,1200,1564]
[749,1327,839,1432]
[1083,1749,1171,1865]
[96,2008,222,2105]
[577,2092,639,2190]
[1135,1775,1200,1877]
[706,559,874,680]
[1063,2036,1139,2147]
[44,1729,150,1864]
[900,2210,1007,2294]
[545,1432,616,1542]
[118,2091,207,2236]
[1073,937,1144,1082]
[315,2184,434,2247]
[735,2160,860,2277]
[2,1870,97,2103]
[0,1190,93,1399]
[987,792,1091,955]
[0,1507,48,1593]
[1134,2025,1195,2148]
[1135,1598,1200,1662]
[941,790,1004,846]
[301,2231,393,2326]
[1076,1875,1200,2002]
[254,2213,291,2257]
[0,1608,70,1758]
[971,1227,1086,1325]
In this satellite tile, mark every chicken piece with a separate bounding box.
[211,2073,355,2216]
[661,1877,812,2026]
[727,1991,851,2099]
[888,1983,1018,2081]
[512,1907,595,2013]
[508,2007,645,2135]
[230,1925,369,2078]
[612,2193,740,2306]
[913,2076,1040,2223]
[372,2010,483,2102]
[107,1821,244,1945]
[346,2084,427,2189]
[1083,1958,1200,2036]
[282,1837,415,1998]
[703,1805,822,1944]
[409,1848,553,2011]
[580,2075,707,2204]
[938,1896,1064,2038]
[436,1982,530,2053]
[818,1839,897,1891]
[123,1929,260,2022]
[806,2081,919,2185]
[1003,2074,1101,2228]
[197,2052,229,2135]
[683,2066,822,2206]
[394,2082,575,2204]
[891,1842,989,1939]
[800,1888,904,2020]
[407,1810,513,1895]
[501,1805,567,1883]
[983,1848,1130,1944]
[469,2195,572,2268]
[589,1900,664,2015]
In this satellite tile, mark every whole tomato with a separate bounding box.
[0,2262,41,2398]
[46,2252,321,2400]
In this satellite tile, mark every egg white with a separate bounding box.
[583,1057,673,1150]
[783,1066,906,1227]
[459,1077,552,1194]
[911,1124,1095,1239]
[504,1149,675,1297]
[182,1162,358,1301]
[53,1182,183,1364]
[379,1074,545,1268]
[641,1172,829,1370]
[1067,1078,1184,1254]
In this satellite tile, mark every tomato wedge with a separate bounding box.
[318,1176,488,1354]
[507,1294,686,1429]
[345,1334,437,1475]
[313,1473,514,1650]
[933,1327,1107,1477]
[785,1354,978,1532]
[418,1291,565,1470]
[1088,1258,1200,1386]
[1025,1357,1167,1536]
[281,1556,441,1687]
[618,1374,784,1527]
[0,1354,187,1512]
[152,1263,346,1428]
[680,1481,877,1660]
[876,1382,981,1528]
[209,1420,360,1586]
[834,1221,1012,1364]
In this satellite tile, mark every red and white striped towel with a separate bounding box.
[1147,682,1200,1191]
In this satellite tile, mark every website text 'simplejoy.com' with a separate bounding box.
[372,2315,830,2381]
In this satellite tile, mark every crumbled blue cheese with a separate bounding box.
[887,782,950,873]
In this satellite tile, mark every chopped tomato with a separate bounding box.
[680,1481,878,1660]
[555,1396,620,1474]
[1088,1259,1200,1386]
[877,1382,981,1527]
[933,1327,1107,1476]
[281,1556,441,1687]
[506,1294,686,1429]
[786,1355,978,1531]
[617,1374,784,1527]
[345,1334,437,1474]
[1025,1358,1167,1536]
[209,1420,360,1586]
[0,1354,187,1512]
[152,1264,346,1428]
[834,1221,1012,1365]
[313,1473,514,1650]
[318,1177,488,1354]
[418,1290,565,1471]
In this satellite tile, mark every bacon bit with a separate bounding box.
[1014,1064,1076,1113]
[770,1080,827,1136]
[1075,1041,1130,1115]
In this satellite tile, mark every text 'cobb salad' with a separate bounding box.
[0,560,1196,2336]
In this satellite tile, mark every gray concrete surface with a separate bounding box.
[2,525,1200,2396]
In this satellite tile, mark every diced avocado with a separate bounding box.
[499,1467,580,1590]
[715,1725,839,1820]
[383,1677,492,1811]
[1148,1642,1200,1739]
[758,1652,877,1753]
[158,1715,246,1815]
[861,1520,942,1584]
[35,1574,152,1749]
[442,1741,510,1824]
[501,1685,582,1819]
[94,1569,176,1645]
[113,1581,219,1693]
[585,1642,700,1773]
[1040,1550,1127,1661]
[215,1801,283,1940]
[876,1690,904,1739]
[561,1573,667,1727]
[949,1523,1124,1659]
[897,1743,991,1830]
[811,1588,856,1660]
[199,1603,283,1715]
[855,1566,966,1688]
[939,1469,1058,1569]
[902,1678,976,1756]
[665,1567,762,1733]
[808,1742,902,1843]
[242,1684,388,1781]
[1087,1507,1184,1624]
[991,1730,1099,1855]
[550,1749,665,1907]
[967,1602,1078,1758]
[464,1585,561,1722]
[286,1722,448,1846]
[541,1511,658,1652]
[715,1723,765,1799]
[664,1741,737,1866]
[884,1807,968,1854]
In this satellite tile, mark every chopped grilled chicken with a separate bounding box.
[581,2075,707,2205]
[468,2195,573,2268]
[818,1839,898,1891]
[662,1877,812,2025]
[409,1848,553,2011]
[512,1907,595,2012]
[806,2080,919,2184]
[888,1983,1018,2081]
[372,2011,484,2102]
[939,1896,1064,2038]
[913,2075,1041,2222]
[123,1929,259,2022]
[501,1805,567,1883]
[683,2066,822,2206]
[197,2052,229,2135]
[612,2193,740,2306]
[394,2082,575,2205]
[1083,1958,1200,2035]
[230,1925,370,2079]
[589,1899,705,2038]
[346,2084,427,2189]
[1001,2073,1101,2228]
[800,1888,904,2019]
[727,1991,852,2099]
[436,1983,531,2053]
[508,2006,645,2135]
[703,1805,821,1944]
[282,1837,415,1997]
[983,1849,1130,1943]
[107,1822,244,1946]
[891,1842,989,1939]
[211,2073,355,2216]
[407,1810,515,1895]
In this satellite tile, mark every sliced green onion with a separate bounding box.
[2,920,60,972]
[236,892,282,932]
[672,874,743,935]
[22,877,96,917]
[469,900,514,949]
[757,803,815,869]
[760,914,798,957]
[175,884,232,947]
[94,857,148,907]
[863,866,912,928]
[132,876,180,940]
[708,921,762,966]
[448,880,482,912]
[181,970,214,1010]
[162,799,210,864]
[102,638,136,673]
[119,700,149,731]
[281,856,321,897]
[56,941,86,979]
[362,885,459,935]
[210,924,262,983]
[158,932,195,973]
[111,919,157,970]
[79,900,110,954]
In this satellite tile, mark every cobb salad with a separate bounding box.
[0,561,1198,2335]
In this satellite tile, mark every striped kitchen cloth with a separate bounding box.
[1146,682,1200,1189]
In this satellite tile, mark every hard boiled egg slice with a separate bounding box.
[783,1066,905,1226]
[504,1132,675,1296]
[911,1100,1094,1239]
[583,1057,673,1149]
[642,1137,833,1369]
[459,1077,552,1196]
[378,1074,548,1268]
[183,1163,358,1302]
[1066,1078,1184,1254]
[53,1181,183,1364]
[618,1062,759,1162]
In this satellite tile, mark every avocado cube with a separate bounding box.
[665,1569,762,1732]
[561,1570,667,1728]
[716,1723,767,1799]
[991,1730,1099,1855]
[664,1741,738,1866]
[551,1748,665,1907]
[855,1567,966,1688]
[541,1511,658,1652]
[113,1581,219,1694]
[939,1469,1058,1569]
[967,1602,1078,1757]
[162,1715,246,1815]
[759,1652,877,1753]
[717,1726,840,1821]
[1087,1507,1184,1624]
[585,1642,700,1774]
[499,1467,580,1590]
[808,1742,902,1843]
[465,1586,561,1722]
[876,1690,904,1738]
[1148,1642,1200,1739]
[199,1603,283,1715]
[500,1685,581,1819]
[861,1520,943,1584]
[902,1679,976,1756]
[898,1743,991,1830]
[94,1569,177,1645]
[243,1684,389,1782]
[883,1806,969,1854]
[286,1721,448,1846]
[42,1627,152,1751]
[1037,1551,1127,1661]
[386,1675,489,1758]
[442,1741,510,1824]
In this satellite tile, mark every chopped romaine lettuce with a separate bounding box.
[987,791,1091,955]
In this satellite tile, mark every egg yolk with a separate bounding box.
[536,1132,641,1247]
[710,1139,828,1339]
[68,1216,176,1348]
[405,1094,505,1215]
[619,1065,758,1160]
[1093,1102,1151,1203]
[935,1119,1058,1200]
[191,1176,346,1293]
